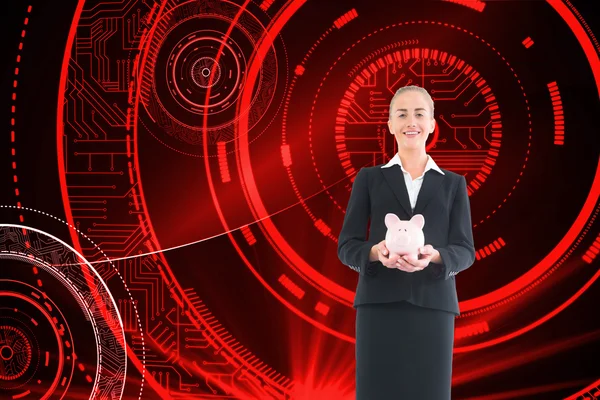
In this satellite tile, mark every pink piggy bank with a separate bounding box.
[384,213,425,264]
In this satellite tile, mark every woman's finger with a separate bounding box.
[401,258,414,272]
[401,256,418,268]
[411,258,425,268]
[379,243,388,257]
[382,254,399,268]
[396,263,411,272]
[397,259,419,272]
[402,258,426,271]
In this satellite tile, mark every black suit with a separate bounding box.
[338,164,476,315]
[338,163,476,399]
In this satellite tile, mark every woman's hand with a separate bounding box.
[396,244,441,271]
[370,240,402,268]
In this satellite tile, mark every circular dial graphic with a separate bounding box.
[0,225,127,399]
[0,326,32,381]
[56,0,599,397]
[138,0,286,155]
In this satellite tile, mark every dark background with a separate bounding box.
[0,1,598,399]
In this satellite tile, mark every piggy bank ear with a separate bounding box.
[385,213,401,228]
[410,214,425,229]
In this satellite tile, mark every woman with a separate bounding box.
[337,85,476,399]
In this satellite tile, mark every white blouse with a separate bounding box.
[380,154,445,211]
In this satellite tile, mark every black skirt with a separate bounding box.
[355,301,455,400]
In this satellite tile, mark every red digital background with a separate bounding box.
[0,0,599,399]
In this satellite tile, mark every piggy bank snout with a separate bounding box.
[390,229,413,246]
[390,230,411,245]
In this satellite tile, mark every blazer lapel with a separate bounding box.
[381,165,413,217]
[414,170,445,215]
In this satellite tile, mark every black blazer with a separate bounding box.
[337,164,475,315]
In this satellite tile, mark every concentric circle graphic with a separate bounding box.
[0,281,73,396]
[0,325,32,381]
[167,34,242,112]
[0,225,127,399]
[138,0,286,154]
[191,56,222,89]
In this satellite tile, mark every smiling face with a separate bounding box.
[387,90,436,152]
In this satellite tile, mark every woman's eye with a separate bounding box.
[416,113,423,117]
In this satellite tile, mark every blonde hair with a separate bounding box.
[388,85,434,119]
